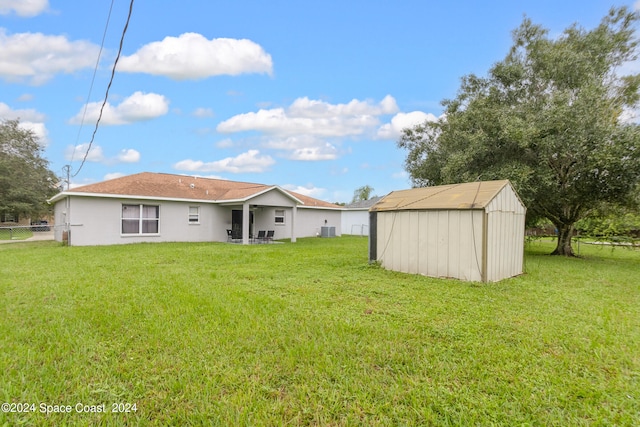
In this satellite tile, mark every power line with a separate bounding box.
[72,0,135,179]
[69,0,116,165]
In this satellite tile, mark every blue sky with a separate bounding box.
[1,0,636,203]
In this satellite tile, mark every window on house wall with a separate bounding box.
[2,212,16,223]
[275,209,285,225]
[122,204,159,234]
[188,206,200,224]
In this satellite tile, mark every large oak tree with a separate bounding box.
[0,119,59,222]
[399,7,640,256]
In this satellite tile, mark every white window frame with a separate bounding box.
[274,209,285,225]
[121,204,160,235]
[188,206,200,224]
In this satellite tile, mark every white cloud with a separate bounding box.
[193,107,214,118]
[392,170,410,180]
[173,149,275,173]
[287,95,398,118]
[217,95,398,137]
[116,148,140,163]
[216,138,234,148]
[217,95,399,161]
[65,144,105,163]
[0,29,100,84]
[0,102,48,145]
[282,184,326,198]
[0,101,45,121]
[118,33,273,80]
[17,93,34,101]
[376,111,438,140]
[69,91,169,125]
[0,0,48,17]
[19,121,48,145]
[290,145,337,161]
[264,135,338,161]
[65,144,140,165]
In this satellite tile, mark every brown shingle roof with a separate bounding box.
[57,172,341,208]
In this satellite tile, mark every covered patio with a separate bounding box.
[219,187,302,245]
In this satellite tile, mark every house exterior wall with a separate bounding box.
[56,194,342,246]
[57,196,227,246]
[248,190,297,207]
[297,208,342,238]
[253,206,289,240]
[255,206,341,240]
[375,209,484,282]
[53,200,66,242]
[341,209,370,236]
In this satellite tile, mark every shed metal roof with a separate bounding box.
[370,180,513,211]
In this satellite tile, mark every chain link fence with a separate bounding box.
[0,223,53,242]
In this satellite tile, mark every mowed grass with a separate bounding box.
[0,237,638,426]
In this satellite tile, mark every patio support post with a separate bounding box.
[242,202,250,245]
[291,205,297,243]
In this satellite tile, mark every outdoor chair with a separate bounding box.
[265,230,274,243]
[256,230,266,243]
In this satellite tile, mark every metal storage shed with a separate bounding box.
[369,180,526,282]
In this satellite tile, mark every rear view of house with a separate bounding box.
[48,172,342,246]
[369,180,526,282]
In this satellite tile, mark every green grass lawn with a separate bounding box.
[0,227,33,240]
[0,237,638,426]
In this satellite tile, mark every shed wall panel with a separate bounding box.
[486,210,525,281]
[437,212,449,277]
[448,211,460,279]
[486,185,526,215]
[376,210,484,281]
[425,212,439,277]
[398,211,410,273]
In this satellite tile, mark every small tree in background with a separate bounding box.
[398,7,640,256]
[352,185,375,203]
[0,119,59,222]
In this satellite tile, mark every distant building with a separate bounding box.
[342,196,383,236]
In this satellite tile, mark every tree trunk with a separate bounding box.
[551,222,575,256]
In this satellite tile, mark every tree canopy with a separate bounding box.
[398,7,640,256]
[0,119,59,222]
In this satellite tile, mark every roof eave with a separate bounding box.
[218,186,305,205]
[49,191,218,204]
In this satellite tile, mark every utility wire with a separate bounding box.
[72,0,135,178]
[69,0,115,165]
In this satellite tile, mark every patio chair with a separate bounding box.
[226,229,233,242]
[265,230,274,243]
[256,230,266,243]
